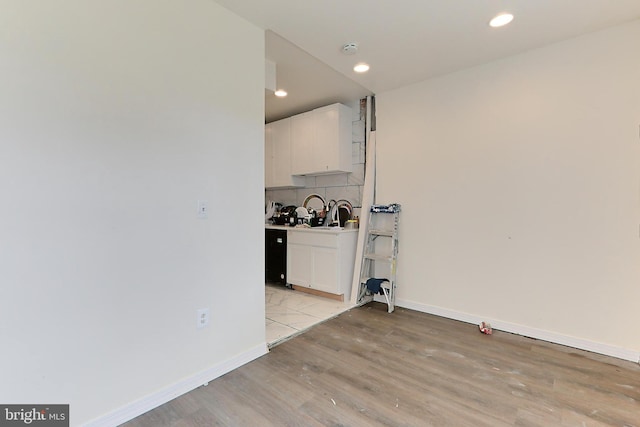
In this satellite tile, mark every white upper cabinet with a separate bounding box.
[291,103,352,175]
[265,118,305,189]
[290,111,314,174]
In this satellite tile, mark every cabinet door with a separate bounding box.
[290,111,315,175]
[264,123,275,188]
[265,118,304,188]
[312,105,340,173]
[311,246,339,294]
[271,119,292,186]
[287,243,312,287]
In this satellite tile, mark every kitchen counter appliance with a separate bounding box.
[302,193,327,227]
[270,205,298,225]
[327,199,353,227]
[265,228,287,286]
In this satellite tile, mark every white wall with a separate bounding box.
[0,1,266,425]
[376,21,640,360]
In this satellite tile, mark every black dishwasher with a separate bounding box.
[265,228,287,286]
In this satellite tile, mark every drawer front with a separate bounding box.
[288,231,338,248]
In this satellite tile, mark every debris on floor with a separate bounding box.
[479,321,493,335]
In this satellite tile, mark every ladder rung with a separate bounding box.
[364,253,394,262]
[368,229,395,237]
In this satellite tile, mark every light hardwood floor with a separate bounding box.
[123,302,640,426]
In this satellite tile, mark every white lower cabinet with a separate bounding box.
[310,246,339,293]
[286,230,357,299]
[287,243,312,287]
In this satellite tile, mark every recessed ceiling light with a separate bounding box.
[489,13,514,28]
[274,89,287,97]
[353,63,370,73]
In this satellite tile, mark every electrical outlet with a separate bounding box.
[197,308,210,329]
[197,200,208,219]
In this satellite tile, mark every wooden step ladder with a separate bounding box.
[356,203,401,313]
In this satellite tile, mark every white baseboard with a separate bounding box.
[84,343,268,427]
[391,297,640,364]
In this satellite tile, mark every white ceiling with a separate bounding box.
[213,0,640,122]
[263,31,372,123]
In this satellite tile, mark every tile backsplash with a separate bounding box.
[265,98,366,216]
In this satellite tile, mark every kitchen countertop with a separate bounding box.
[265,224,358,234]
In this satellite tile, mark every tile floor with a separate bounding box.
[265,283,355,347]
